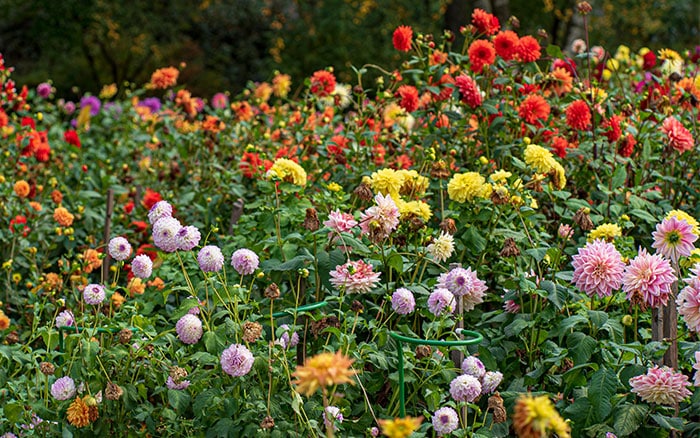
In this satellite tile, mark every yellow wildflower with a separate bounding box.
[397,169,429,197]
[326,182,342,192]
[398,200,432,221]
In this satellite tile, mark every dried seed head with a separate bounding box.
[500,238,521,257]
[439,218,457,235]
[40,361,55,376]
[169,366,188,383]
[351,300,364,313]
[242,321,264,343]
[353,182,374,202]
[261,415,275,429]
[415,345,432,360]
[488,392,506,423]
[430,160,451,179]
[303,208,320,232]
[105,382,123,401]
[264,283,280,300]
[573,207,594,231]
[577,1,592,14]
[118,328,133,345]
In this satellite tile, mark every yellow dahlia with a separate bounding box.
[524,144,556,174]
[292,351,356,396]
[378,416,423,438]
[490,169,512,184]
[370,168,405,199]
[512,394,570,438]
[398,200,432,221]
[267,158,307,186]
[550,161,567,190]
[588,223,622,242]
[447,172,491,203]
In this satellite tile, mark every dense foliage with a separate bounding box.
[1,5,700,437]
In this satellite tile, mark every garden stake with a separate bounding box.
[389,329,483,418]
[101,188,114,284]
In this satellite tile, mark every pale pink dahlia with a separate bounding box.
[622,248,676,308]
[662,116,694,153]
[677,264,700,332]
[428,288,455,316]
[629,366,691,405]
[437,266,487,311]
[324,210,358,236]
[652,216,697,263]
[693,351,700,386]
[571,239,625,298]
[329,260,381,294]
[359,193,400,242]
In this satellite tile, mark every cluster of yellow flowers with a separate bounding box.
[369,169,431,220]
[523,143,566,190]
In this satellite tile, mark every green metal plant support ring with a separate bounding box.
[389,329,483,417]
[271,300,328,319]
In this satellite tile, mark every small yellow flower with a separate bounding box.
[490,169,512,184]
[524,144,556,174]
[447,172,491,203]
[326,182,342,192]
[378,416,423,438]
[267,158,307,186]
[588,223,622,242]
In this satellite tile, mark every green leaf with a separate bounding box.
[563,396,593,429]
[567,332,597,365]
[386,252,404,275]
[650,413,684,431]
[546,44,565,59]
[168,389,191,413]
[4,402,23,423]
[588,310,608,328]
[588,367,619,422]
[612,165,627,188]
[261,255,311,272]
[613,403,649,436]
[463,226,487,254]
[629,208,658,225]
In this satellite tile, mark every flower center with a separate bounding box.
[666,230,681,245]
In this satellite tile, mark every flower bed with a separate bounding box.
[1,5,700,437]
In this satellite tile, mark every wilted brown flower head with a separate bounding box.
[573,207,594,231]
[40,361,55,376]
[577,1,592,14]
[488,392,507,423]
[303,208,320,231]
[353,182,373,202]
[105,382,123,401]
[169,366,188,383]
[242,321,264,343]
[261,415,275,429]
[439,218,457,235]
[264,283,280,299]
[117,328,133,344]
[415,345,432,360]
[500,237,521,257]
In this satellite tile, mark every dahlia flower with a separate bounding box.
[571,239,625,298]
[629,366,692,405]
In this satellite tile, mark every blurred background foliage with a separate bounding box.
[0,0,698,98]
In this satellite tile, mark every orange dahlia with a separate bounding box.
[149,67,179,89]
[53,207,74,227]
[13,180,30,198]
[292,350,356,396]
[66,396,91,428]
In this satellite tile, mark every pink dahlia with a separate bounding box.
[324,210,358,242]
[437,266,487,311]
[629,366,692,405]
[427,288,455,316]
[652,216,697,263]
[662,116,694,153]
[455,74,482,108]
[329,260,381,294]
[571,239,625,298]
[678,264,700,333]
[622,248,676,308]
[694,351,700,386]
[359,193,400,243]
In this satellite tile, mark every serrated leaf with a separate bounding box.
[613,403,649,436]
[168,389,191,413]
[567,332,597,365]
[588,310,608,328]
[650,413,684,431]
[589,367,619,422]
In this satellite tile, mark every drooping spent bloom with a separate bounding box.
[461,356,486,379]
[432,406,459,436]
[512,394,571,438]
[391,288,415,315]
[198,245,224,272]
[426,232,454,263]
[693,351,700,386]
[83,284,106,305]
[392,25,413,52]
[108,236,132,261]
[652,216,697,263]
[131,254,153,279]
[571,239,625,298]
[677,264,700,333]
[359,193,400,242]
[50,376,76,400]
[449,374,482,403]
[148,200,173,225]
[437,266,488,311]
[662,116,694,153]
[176,225,201,251]
[175,314,203,344]
[622,248,676,308]
[220,343,254,377]
[629,366,692,405]
[230,248,259,275]
[329,260,381,294]
[481,371,503,394]
[323,406,343,431]
[428,288,455,316]
[292,350,356,396]
[152,217,182,253]
[55,310,75,328]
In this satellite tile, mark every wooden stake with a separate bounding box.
[101,188,115,284]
